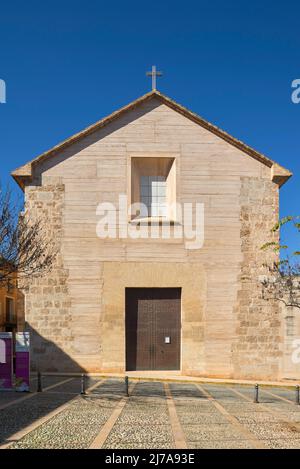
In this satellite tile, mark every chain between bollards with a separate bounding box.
[37,371,42,392]
[296,385,300,405]
[254,383,259,403]
[125,375,129,397]
[81,373,86,395]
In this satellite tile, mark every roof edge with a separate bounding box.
[11,89,292,189]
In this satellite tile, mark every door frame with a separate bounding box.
[125,287,182,371]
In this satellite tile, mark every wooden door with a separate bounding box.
[125,288,181,371]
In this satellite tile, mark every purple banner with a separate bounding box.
[0,332,13,390]
[15,332,30,392]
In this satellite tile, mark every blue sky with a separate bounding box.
[0,0,299,251]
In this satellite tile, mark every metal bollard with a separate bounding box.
[254,384,259,403]
[296,385,300,405]
[125,375,129,397]
[81,374,86,395]
[37,371,42,392]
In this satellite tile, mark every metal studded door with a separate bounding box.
[125,288,181,371]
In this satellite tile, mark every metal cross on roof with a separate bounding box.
[146,65,162,90]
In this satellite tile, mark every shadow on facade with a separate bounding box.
[0,327,90,446]
[28,325,85,373]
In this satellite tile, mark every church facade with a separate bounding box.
[12,90,292,380]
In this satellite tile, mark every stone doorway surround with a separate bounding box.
[100,262,206,374]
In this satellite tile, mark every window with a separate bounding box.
[140,176,167,218]
[5,297,15,323]
[7,279,14,293]
[130,157,176,221]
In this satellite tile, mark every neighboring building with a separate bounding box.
[12,90,292,380]
[0,271,24,333]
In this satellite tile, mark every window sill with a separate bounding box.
[129,217,181,226]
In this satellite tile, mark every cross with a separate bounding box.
[146,65,162,90]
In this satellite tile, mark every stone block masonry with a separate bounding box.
[233,177,281,379]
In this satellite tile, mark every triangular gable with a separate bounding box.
[12,90,292,189]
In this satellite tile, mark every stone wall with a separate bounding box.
[233,177,281,379]
[23,179,76,372]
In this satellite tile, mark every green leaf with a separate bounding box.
[261,242,278,250]
[271,216,293,232]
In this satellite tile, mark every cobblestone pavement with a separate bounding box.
[1,378,300,449]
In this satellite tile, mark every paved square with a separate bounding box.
[1,377,300,449]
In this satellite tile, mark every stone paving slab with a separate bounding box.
[131,382,166,397]
[118,409,170,425]
[103,424,174,447]
[126,399,168,408]
[197,387,238,398]
[177,412,230,425]
[203,384,246,398]
[93,379,126,392]
[175,403,220,413]
[169,383,203,399]
[84,394,120,409]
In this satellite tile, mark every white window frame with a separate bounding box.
[140,175,167,218]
